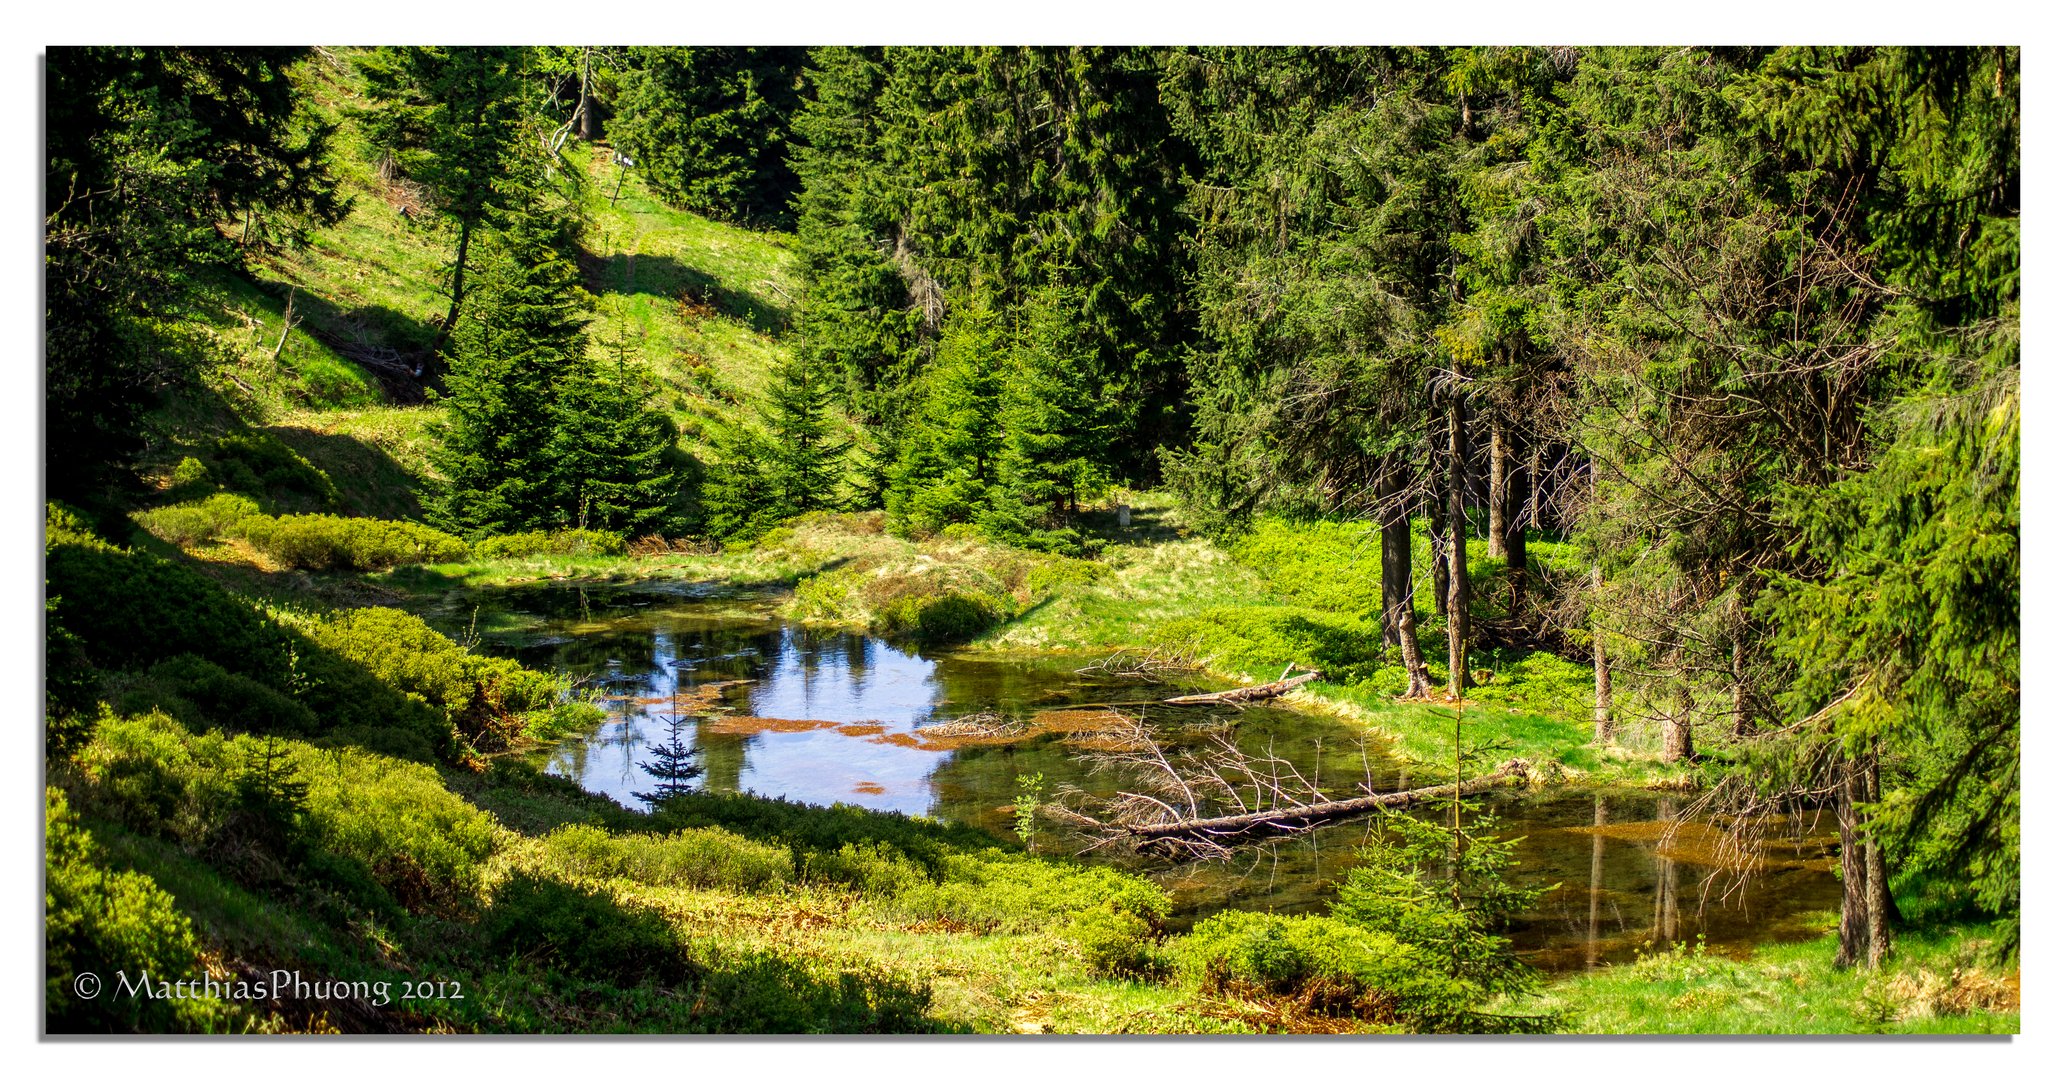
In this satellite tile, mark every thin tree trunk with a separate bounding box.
[1527,441,1544,530]
[1488,415,1509,561]
[1379,463,1412,651]
[1398,601,1434,698]
[577,47,601,141]
[1865,742,1896,961]
[1446,389,1473,698]
[1503,432,1528,617]
[1662,682,1694,762]
[1731,639,1753,738]
[1835,754,1874,969]
[1429,489,1450,615]
[1593,564,1613,743]
[432,216,476,366]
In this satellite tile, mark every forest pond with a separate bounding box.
[425,582,1841,973]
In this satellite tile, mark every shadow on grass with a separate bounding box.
[581,250,790,336]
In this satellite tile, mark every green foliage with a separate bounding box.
[482,872,689,985]
[611,47,808,226]
[45,47,342,499]
[703,351,850,540]
[301,606,564,752]
[885,295,1006,536]
[1011,772,1044,847]
[134,493,263,546]
[1228,518,1388,614]
[470,529,629,559]
[539,823,794,892]
[227,512,469,570]
[885,851,1172,934]
[1331,808,1546,1013]
[1067,905,1165,981]
[1150,605,1384,683]
[198,432,341,508]
[1765,374,2021,943]
[45,788,222,1033]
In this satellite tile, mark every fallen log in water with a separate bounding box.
[1160,669,1320,706]
[1122,758,1532,841]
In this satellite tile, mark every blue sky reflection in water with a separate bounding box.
[443,584,1844,971]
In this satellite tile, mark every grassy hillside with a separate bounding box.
[131,48,824,525]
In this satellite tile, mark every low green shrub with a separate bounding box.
[1150,605,1385,683]
[1229,518,1387,614]
[1067,904,1165,980]
[45,788,224,1033]
[887,851,1173,933]
[1177,910,1428,1018]
[540,823,795,892]
[878,590,1005,642]
[133,493,262,546]
[799,841,932,897]
[228,513,469,571]
[481,872,689,985]
[302,607,564,751]
[471,529,629,560]
[206,431,340,508]
[133,655,320,736]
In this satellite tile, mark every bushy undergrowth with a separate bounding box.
[48,505,457,761]
[137,493,470,571]
[540,823,794,892]
[297,607,585,751]
[229,513,469,571]
[44,787,223,1033]
[471,529,629,560]
[71,712,504,915]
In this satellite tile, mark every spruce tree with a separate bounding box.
[986,283,1111,548]
[549,343,685,537]
[635,713,703,807]
[428,205,591,536]
[761,352,851,517]
[610,47,808,226]
[885,295,1006,535]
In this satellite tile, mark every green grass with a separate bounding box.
[1529,921,2019,1034]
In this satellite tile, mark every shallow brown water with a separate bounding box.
[427,583,1841,972]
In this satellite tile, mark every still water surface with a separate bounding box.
[425,582,1841,971]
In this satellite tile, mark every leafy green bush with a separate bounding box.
[540,823,795,892]
[1067,904,1165,980]
[482,872,689,985]
[1229,518,1386,614]
[1178,910,1428,1019]
[206,431,340,507]
[471,529,629,559]
[302,607,564,751]
[878,590,1004,642]
[799,841,932,897]
[48,511,459,761]
[887,851,1172,933]
[45,788,224,1033]
[133,655,319,736]
[133,493,262,546]
[228,513,469,571]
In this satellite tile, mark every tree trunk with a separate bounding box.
[1835,754,1878,969]
[577,48,601,141]
[1379,464,1412,651]
[1398,601,1434,698]
[1502,441,1528,618]
[1527,441,1545,530]
[1662,681,1694,762]
[1121,759,1529,840]
[1865,743,1897,954]
[1429,488,1450,621]
[1731,639,1753,738]
[432,215,477,368]
[1445,390,1473,698]
[1487,415,1509,561]
[1593,564,1613,743]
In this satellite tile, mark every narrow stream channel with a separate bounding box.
[422,582,1842,972]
